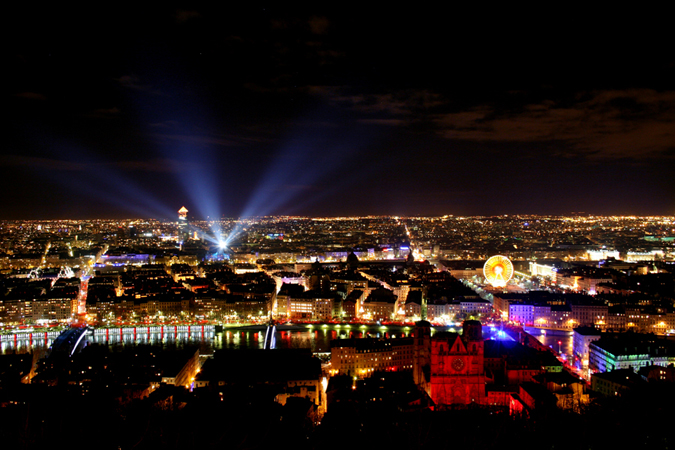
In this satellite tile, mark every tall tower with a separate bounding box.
[178,206,189,242]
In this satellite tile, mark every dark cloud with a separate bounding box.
[175,10,201,23]
[15,92,47,101]
[115,75,164,96]
[357,119,407,126]
[116,75,144,89]
[308,16,329,35]
[87,107,122,118]
[315,87,444,120]
[434,89,675,160]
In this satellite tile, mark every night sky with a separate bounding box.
[5,5,674,219]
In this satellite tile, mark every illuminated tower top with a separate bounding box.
[178,206,188,218]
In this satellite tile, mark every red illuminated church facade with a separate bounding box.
[429,320,487,407]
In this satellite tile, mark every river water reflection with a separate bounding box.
[523,326,574,359]
[216,325,417,353]
[3,323,525,355]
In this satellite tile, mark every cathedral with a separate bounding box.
[428,320,487,407]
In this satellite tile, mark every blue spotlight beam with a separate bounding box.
[236,105,380,221]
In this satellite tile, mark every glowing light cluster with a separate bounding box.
[483,255,514,288]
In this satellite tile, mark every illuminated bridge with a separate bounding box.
[263,322,277,350]
[49,326,90,357]
[2,325,216,353]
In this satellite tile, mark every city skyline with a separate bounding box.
[1,202,673,447]
[5,5,674,219]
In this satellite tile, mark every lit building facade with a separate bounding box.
[32,297,77,322]
[572,326,602,368]
[589,335,675,373]
[329,337,414,377]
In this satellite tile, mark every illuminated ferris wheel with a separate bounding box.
[483,255,514,288]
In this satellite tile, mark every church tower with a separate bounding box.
[413,320,432,394]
